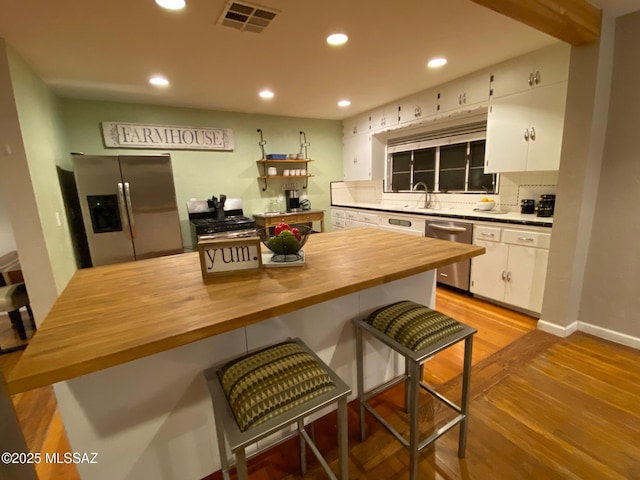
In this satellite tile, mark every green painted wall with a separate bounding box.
[8,47,77,293]
[60,99,343,249]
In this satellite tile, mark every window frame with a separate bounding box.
[385,132,498,194]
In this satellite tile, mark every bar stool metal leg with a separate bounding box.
[355,324,367,442]
[213,399,231,480]
[408,360,421,480]
[298,419,307,475]
[235,448,248,480]
[338,397,349,480]
[458,335,474,457]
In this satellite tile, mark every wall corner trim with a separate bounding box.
[537,319,578,337]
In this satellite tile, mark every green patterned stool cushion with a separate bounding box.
[217,341,336,432]
[366,301,464,352]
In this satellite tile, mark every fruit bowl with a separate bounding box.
[475,200,496,211]
[257,225,313,262]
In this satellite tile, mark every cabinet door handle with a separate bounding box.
[506,271,512,282]
[518,237,535,242]
[501,270,507,281]
[534,71,541,85]
[528,72,534,86]
[530,126,536,140]
[524,128,530,141]
[481,232,495,237]
[414,106,422,117]
[462,92,466,104]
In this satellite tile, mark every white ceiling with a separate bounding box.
[0,0,638,120]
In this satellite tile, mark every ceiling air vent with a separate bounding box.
[218,1,279,33]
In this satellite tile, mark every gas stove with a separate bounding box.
[187,198,257,249]
[190,216,257,235]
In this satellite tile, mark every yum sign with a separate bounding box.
[198,238,262,279]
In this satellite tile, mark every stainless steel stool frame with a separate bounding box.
[354,318,476,480]
[204,337,351,480]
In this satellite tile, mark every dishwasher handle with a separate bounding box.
[427,223,468,234]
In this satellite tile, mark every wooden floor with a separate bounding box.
[4,288,640,480]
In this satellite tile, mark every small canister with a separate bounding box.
[520,199,535,214]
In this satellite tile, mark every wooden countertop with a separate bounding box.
[6,228,484,395]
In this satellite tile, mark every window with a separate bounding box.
[386,121,497,193]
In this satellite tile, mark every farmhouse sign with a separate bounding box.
[102,121,234,151]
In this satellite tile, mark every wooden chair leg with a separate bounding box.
[8,310,27,341]
[26,304,36,331]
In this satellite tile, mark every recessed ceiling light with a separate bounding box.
[155,0,186,10]
[149,75,170,87]
[338,99,351,107]
[327,33,348,46]
[259,89,274,99]
[427,57,447,68]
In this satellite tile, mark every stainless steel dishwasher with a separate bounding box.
[425,220,473,291]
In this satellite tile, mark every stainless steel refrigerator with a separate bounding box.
[72,154,183,267]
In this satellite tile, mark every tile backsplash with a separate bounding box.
[331,171,558,212]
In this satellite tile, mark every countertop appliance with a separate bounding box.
[425,220,473,291]
[72,154,183,267]
[187,197,257,249]
[536,194,556,217]
[285,189,302,212]
[520,199,535,214]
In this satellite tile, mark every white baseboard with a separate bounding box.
[537,319,640,349]
[579,322,640,349]
[537,319,578,337]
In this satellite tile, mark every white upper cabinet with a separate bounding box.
[485,42,570,173]
[369,103,399,133]
[398,89,438,125]
[343,113,370,138]
[342,134,372,181]
[342,132,385,181]
[485,81,568,173]
[490,43,570,99]
[437,70,491,115]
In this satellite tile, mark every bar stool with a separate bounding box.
[204,338,351,480]
[354,300,477,480]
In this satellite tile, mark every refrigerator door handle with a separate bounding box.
[124,182,137,239]
[117,182,132,240]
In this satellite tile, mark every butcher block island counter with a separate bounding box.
[6,228,483,480]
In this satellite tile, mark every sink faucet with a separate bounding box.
[412,182,432,208]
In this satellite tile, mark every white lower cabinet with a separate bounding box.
[471,225,550,314]
[331,208,346,230]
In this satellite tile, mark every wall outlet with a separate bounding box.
[55,212,62,227]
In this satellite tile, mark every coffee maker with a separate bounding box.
[536,194,556,217]
[285,190,301,212]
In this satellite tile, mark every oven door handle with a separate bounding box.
[428,224,468,233]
